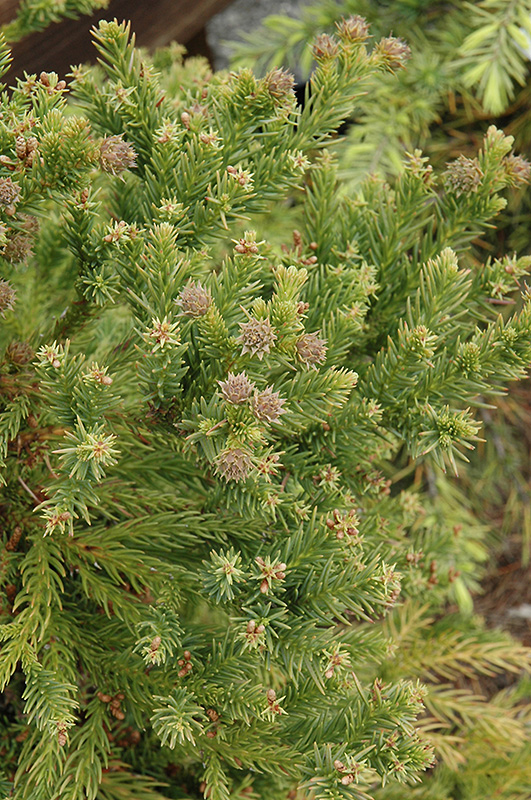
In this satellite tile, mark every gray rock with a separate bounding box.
[508,603,531,620]
[206,0,310,70]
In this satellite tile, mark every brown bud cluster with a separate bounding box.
[0,155,14,171]
[251,386,286,424]
[257,452,281,480]
[264,68,295,100]
[156,121,179,143]
[218,371,255,404]
[3,223,38,264]
[384,731,399,750]
[296,332,327,367]
[227,165,253,187]
[255,556,287,594]
[149,635,162,660]
[325,509,360,541]
[0,178,21,214]
[97,691,126,721]
[176,281,212,317]
[234,233,260,255]
[238,316,277,360]
[199,130,219,147]
[386,584,401,607]
[316,464,341,489]
[504,153,531,186]
[371,678,385,702]
[324,651,344,680]
[0,280,16,317]
[336,15,370,42]
[245,618,266,644]
[5,583,17,603]
[103,219,133,243]
[148,317,180,349]
[182,102,209,125]
[15,135,40,167]
[405,149,434,185]
[214,448,252,483]
[177,649,193,678]
[41,344,62,369]
[266,688,283,715]
[448,566,461,583]
[84,363,113,386]
[205,707,220,737]
[289,151,310,172]
[6,526,23,551]
[14,137,27,160]
[427,559,438,587]
[443,155,483,197]
[99,135,137,175]
[44,509,72,536]
[363,468,392,496]
[381,566,402,608]
[56,723,68,747]
[312,34,340,60]
[374,36,411,70]
[39,72,67,93]
[406,550,423,567]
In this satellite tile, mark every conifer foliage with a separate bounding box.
[0,16,530,800]
[2,0,111,43]
[231,0,531,554]
[231,0,531,186]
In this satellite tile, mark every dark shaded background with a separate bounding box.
[0,0,234,81]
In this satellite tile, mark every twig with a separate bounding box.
[17,475,40,503]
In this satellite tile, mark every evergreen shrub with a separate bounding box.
[232,0,531,560]
[0,16,531,800]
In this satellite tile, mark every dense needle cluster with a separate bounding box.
[0,13,530,800]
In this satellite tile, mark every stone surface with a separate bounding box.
[206,0,310,69]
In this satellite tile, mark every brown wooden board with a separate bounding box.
[0,0,234,82]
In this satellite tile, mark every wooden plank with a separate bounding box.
[0,0,234,81]
[0,2,19,26]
